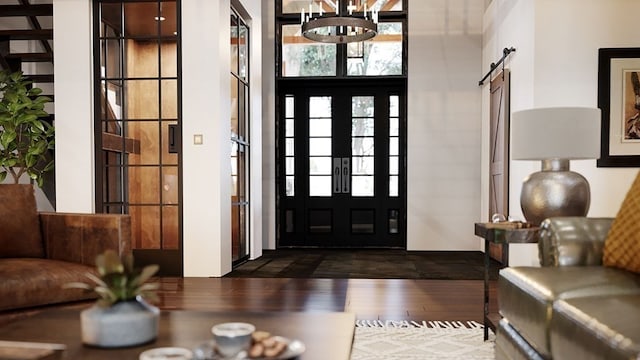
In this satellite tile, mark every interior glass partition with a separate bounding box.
[93,0,182,275]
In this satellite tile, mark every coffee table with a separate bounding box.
[0,309,356,359]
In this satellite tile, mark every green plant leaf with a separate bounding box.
[0,171,5,182]
[0,130,16,148]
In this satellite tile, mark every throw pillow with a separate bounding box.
[603,171,640,272]
[0,184,45,258]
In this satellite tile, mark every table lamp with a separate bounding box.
[511,107,601,225]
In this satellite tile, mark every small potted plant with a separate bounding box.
[66,250,160,348]
[0,70,54,187]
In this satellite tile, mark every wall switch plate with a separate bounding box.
[193,134,203,145]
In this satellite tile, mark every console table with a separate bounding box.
[474,222,539,340]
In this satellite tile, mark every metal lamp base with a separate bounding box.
[520,159,591,226]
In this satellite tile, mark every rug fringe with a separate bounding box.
[355,320,484,329]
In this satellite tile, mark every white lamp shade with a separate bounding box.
[511,107,601,160]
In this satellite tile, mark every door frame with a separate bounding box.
[275,78,407,248]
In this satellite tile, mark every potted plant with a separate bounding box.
[66,250,161,348]
[0,70,54,187]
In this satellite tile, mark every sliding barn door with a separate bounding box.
[488,70,510,263]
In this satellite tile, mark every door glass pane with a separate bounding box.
[352,157,374,175]
[352,117,374,136]
[389,137,399,156]
[286,138,295,155]
[389,156,398,174]
[352,176,374,196]
[286,176,295,196]
[352,137,374,156]
[389,175,398,197]
[281,25,336,77]
[310,157,332,175]
[309,118,331,136]
[285,96,295,118]
[390,95,399,117]
[352,96,374,117]
[310,96,332,117]
[390,117,399,136]
[286,118,295,136]
[309,176,332,196]
[309,138,332,156]
[286,157,295,175]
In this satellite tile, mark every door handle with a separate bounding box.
[341,157,350,193]
[333,158,342,193]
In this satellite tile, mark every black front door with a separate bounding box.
[278,81,405,248]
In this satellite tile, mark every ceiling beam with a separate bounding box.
[0,4,52,17]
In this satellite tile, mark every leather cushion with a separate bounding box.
[0,258,97,311]
[498,266,640,357]
[0,184,44,258]
[604,171,640,273]
[551,294,640,360]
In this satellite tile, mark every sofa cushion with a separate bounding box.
[0,258,97,311]
[551,294,640,360]
[604,171,640,273]
[0,184,44,258]
[498,266,640,358]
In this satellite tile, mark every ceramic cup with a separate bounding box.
[211,322,255,357]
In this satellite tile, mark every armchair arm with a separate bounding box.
[39,212,131,266]
[538,217,613,267]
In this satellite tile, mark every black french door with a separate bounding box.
[278,80,405,248]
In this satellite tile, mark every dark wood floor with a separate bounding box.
[0,277,498,327]
[154,277,499,323]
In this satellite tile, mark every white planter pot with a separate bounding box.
[80,297,160,348]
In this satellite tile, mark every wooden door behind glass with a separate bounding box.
[279,85,405,247]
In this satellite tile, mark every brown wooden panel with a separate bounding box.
[488,70,510,263]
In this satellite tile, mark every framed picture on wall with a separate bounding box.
[597,47,640,167]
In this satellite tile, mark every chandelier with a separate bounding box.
[301,1,379,44]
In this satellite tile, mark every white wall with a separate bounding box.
[482,0,640,266]
[53,0,95,213]
[181,0,264,275]
[407,0,486,250]
[262,0,277,250]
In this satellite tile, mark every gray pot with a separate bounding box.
[80,297,160,348]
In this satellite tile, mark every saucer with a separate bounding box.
[139,346,193,360]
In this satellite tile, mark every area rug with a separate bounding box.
[351,320,495,360]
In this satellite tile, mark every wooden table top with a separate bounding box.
[0,308,356,360]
